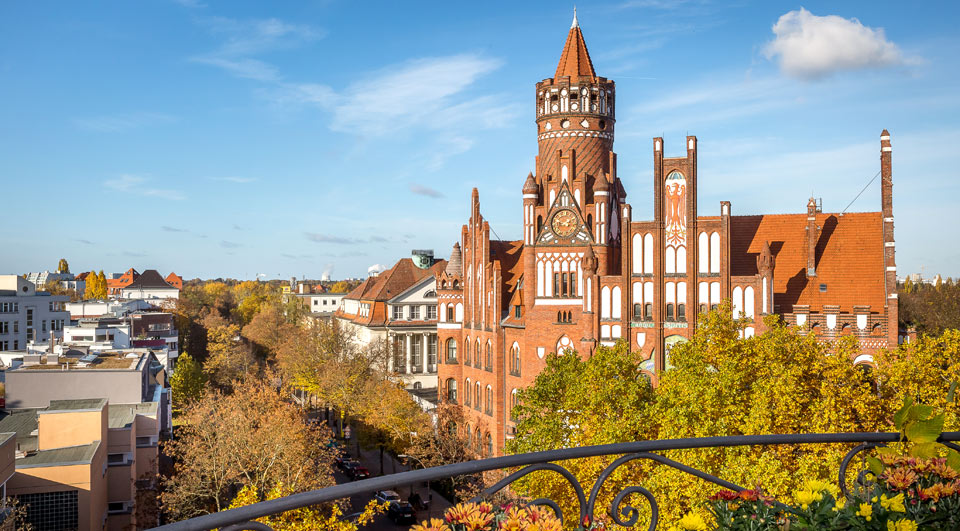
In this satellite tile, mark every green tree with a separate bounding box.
[169,352,207,412]
[57,258,69,273]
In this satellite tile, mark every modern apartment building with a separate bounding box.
[0,275,70,351]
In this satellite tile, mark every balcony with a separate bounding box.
[147,430,960,530]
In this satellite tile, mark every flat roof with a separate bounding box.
[108,407,136,429]
[17,441,100,468]
[42,398,107,414]
[15,352,142,371]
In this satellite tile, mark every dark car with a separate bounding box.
[349,465,371,480]
[335,454,353,470]
[340,460,360,476]
[387,501,416,524]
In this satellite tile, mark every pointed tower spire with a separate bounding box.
[555,9,596,80]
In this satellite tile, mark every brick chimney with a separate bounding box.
[881,129,898,345]
[806,197,818,277]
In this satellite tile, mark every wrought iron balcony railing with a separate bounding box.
[149,431,960,531]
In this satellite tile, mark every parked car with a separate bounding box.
[387,501,416,524]
[349,465,371,480]
[340,460,361,476]
[375,490,401,504]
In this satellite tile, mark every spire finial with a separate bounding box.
[572,6,578,29]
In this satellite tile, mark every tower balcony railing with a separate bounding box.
[149,431,960,531]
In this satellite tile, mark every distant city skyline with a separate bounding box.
[2,1,958,279]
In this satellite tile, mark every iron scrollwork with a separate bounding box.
[149,431,960,531]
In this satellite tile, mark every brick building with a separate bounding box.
[436,16,899,456]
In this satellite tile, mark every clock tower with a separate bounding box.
[521,11,625,356]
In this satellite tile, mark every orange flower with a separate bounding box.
[885,467,918,491]
[921,482,957,502]
[930,460,960,481]
[412,518,452,531]
[445,503,481,524]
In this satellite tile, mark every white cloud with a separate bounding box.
[103,174,185,200]
[75,112,177,132]
[190,17,321,81]
[764,8,910,80]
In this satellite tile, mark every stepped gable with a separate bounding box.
[730,212,884,313]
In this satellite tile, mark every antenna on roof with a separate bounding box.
[841,170,881,215]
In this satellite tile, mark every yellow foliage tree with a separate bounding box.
[95,270,108,299]
[226,484,385,531]
[508,303,919,527]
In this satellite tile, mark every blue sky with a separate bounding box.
[1,1,958,280]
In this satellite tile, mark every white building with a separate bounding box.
[336,251,446,404]
[119,270,179,301]
[0,275,70,351]
[65,299,155,320]
[299,292,346,318]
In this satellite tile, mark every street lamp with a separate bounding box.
[398,454,430,517]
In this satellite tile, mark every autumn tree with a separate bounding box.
[169,352,207,412]
[407,402,483,501]
[202,313,256,390]
[226,484,385,531]
[96,270,108,299]
[242,303,295,360]
[162,377,337,520]
[508,304,895,527]
[899,278,960,335]
[43,280,79,301]
[84,272,98,300]
[56,258,69,273]
[328,281,352,294]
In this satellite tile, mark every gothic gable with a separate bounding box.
[536,183,594,246]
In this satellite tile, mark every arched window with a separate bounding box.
[485,385,493,414]
[475,382,482,410]
[510,389,519,421]
[666,303,675,320]
[466,425,472,448]
[633,303,642,319]
[677,303,686,321]
[464,337,471,364]
[446,306,454,321]
[413,381,422,389]
[445,338,457,362]
[464,378,471,406]
[644,303,653,320]
[476,428,482,453]
[811,323,821,336]
[510,342,521,376]
[485,341,492,369]
[557,310,563,322]
[485,432,493,457]
[475,339,481,368]
[445,378,457,403]
[871,323,883,337]
[840,324,852,336]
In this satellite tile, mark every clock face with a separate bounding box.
[551,209,578,237]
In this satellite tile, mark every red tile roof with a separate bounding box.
[730,212,885,314]
[339,258,448,327]
[554,21,596,80]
